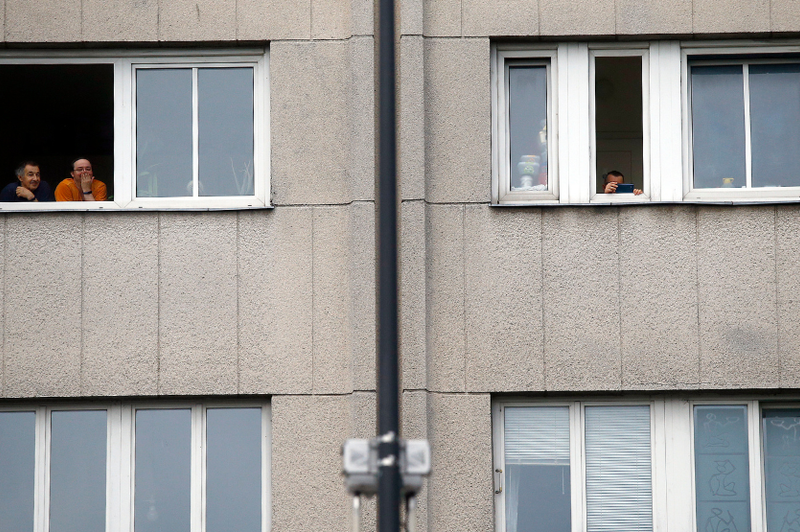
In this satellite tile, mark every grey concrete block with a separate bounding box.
[424,38,491,203]
[238,208,313,395]
[464,205,545,392]
[4,215,82,397]
[158,0,236,41]
[427,393,493,532]
[349,202,376,391]
[697,207,778,388]
[402,389,428,439]
[158,213,238,395]
[349,37,376,202]
[423,0,461,36]
[82,0,158,41]
[693,0,770,33]
[426,204,466,392]
[5,0,80,42]
[82,213,159,396]
[271,41,351,205]
[616,0,691,35]
[542,208,622,391]
[313,0,351,38]
[400,0,423,34]
[772,0,800,32]
[779,301,800,388]
[463,0,538,36]
[776,205,800,305]
[619,207,700,389]
[400,35,425,201]
[401,201,427,390]
[237,0,310,40]
[313,206,352,394]
[351,0,373,35]
[271,395,350,532]
[540,0,614,35]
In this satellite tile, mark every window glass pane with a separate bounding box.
[691,65,746,189]
[508,65,548,192]
[135,409,191,532]
[198,68,255,197]
[584,405,652,532]
[749,64,800,188]
[693,405,750,532]
[207,408,262,532]
[50,410,107,532]
[136,69,193,197]
[503,406,570,532]
[595,56,643,194]
[0,411,35,532]
[763,408,800,532]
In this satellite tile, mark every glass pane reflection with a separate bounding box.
[508,66,548,192]
[0,411,35,532]
[763,408,800,532]
[135,409,191,532]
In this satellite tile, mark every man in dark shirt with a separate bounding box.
[1,161,55,202]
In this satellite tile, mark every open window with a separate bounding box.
[0,50,269,210]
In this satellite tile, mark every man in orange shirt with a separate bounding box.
[55,158,107,201]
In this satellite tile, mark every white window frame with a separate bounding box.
[0,400,272,532]
[0,49,270,211]
[681,42,800,202]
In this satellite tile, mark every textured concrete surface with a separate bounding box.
[693,0,770,33]
[158,0,236,41]
[540,0,614,35]
[423,0,461,36]
[312,206,352,394]
[348,37,376,202]
[426,205,466,392]
[463,0,538,36]
[271,41,350,205]
[619,207,700,389]
[237,0,311,40]
[4,215,82,397]
[238,208,313,395]
[427,393,493,532]
[401,201,427,390]
[772,0,800,32]
[542,208,622,391]
[616,0,692,35]
[82,213,159,396]
[313,0,351,38]
[400,0,423,34]
[5,0,81,42]
[775,206,800,387]
[349,202,376,391]
[82,0,158,41]
[400,36,426,201]
[351,0,373,35]
[402,390,429,531]
[158,213,238,395]
[464,205,545,392]
[424,38,491,204]
[697,207,778,388]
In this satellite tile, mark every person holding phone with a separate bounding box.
[603,170,643,195]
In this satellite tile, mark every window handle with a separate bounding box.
[494,468,503,494]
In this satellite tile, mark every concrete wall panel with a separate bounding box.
[426,204,465,392]
[351,0,373,35]
[158,213,238,395]
[312,206,352,394]
[423,0,461,36]
[401,200,427,390]
[542,208,621,391]
[82,0,158,41]
[619,207,700,389]
[693,0,770,33]
[313,0,351,38]
[158,0,236,41]
[424,38,491,204]
[348,37,376,202]
[540,0,614,35]
[349,202,376,391]
[697,207,778,388]
[427,393,493,532]
[776,206,800,386]
[271,41,350,205]
[82,213,159,396]
[400,0,423,35]
[237,0,310,40]
[400,35,426,201]
[271,395,350,532]
[616,0,692,35]
[238,208,313,395]
[772,0,800,32]
[5,0,80,42]
[465,206,545,392]
[463,0,538,37]
[4,215,82,397]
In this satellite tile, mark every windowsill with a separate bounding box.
[492,197,800,207]
[0,200,273,212]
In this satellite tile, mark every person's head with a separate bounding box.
[15,161,41,192]
[70,158,93,182]
[604,170,625,185]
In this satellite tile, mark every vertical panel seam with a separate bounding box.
[311,207,316,394]
[157,213,162,394]
[1,216,6,395]
[617,208,623,388]
[540,209,547,390]
[80,213,85,394]
[775,206,781,387]
[695,208,701,386]
[236,212,241,394]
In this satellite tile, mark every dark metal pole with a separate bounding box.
[376,0,400,527]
